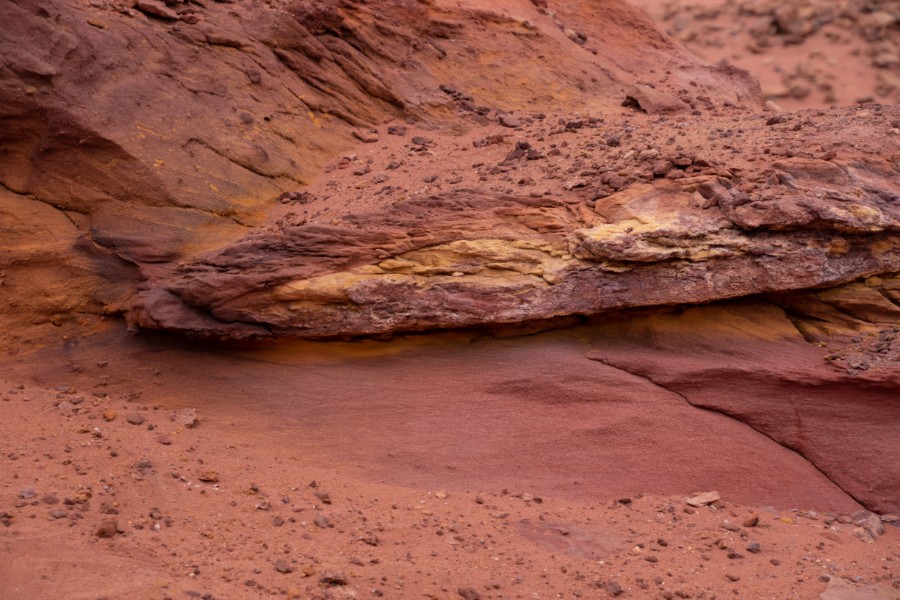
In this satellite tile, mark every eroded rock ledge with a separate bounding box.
[0,0,761,349]
[132,136,900,339]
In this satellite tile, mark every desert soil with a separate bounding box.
[1,0,899,599]
[2,323,899,600]
[632,0,900,110]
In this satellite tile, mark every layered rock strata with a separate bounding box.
[132,113,900,339]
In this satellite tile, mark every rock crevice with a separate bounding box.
[586,353,866,510]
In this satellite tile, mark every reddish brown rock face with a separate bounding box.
[130,115,900,340]
[1,1,899,597]
[0,0,761,348]
[586,298,900,515]
[10,0,898,345]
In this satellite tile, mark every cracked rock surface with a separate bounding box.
[586,294,900,514]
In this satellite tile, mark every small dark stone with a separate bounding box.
[457,588,481,600]
[721,520,741,532]
[314,515,330,528]
[498,114,521,128]
[274,558,292,574]
[198,471,220,483]
[126,413,146,425]
[96,520,119,538]
[505,147,526,161]
[319,571,348,586]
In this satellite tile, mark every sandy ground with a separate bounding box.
[2,324,899,599]
[631,0,900,110]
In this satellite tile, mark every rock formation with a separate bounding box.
[2,2,900,598]
[1,0,898,515]
[0,0,760,347]
[131,126,900,339]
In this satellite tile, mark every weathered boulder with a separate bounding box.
[132,138,900,339]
